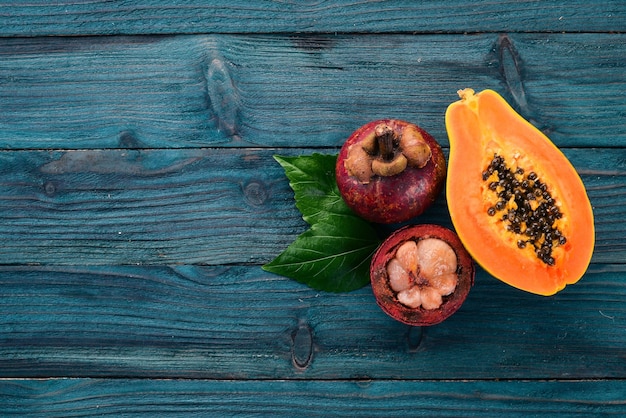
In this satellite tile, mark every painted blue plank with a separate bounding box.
[0,0,623,36]
[0,0,622,410]
[0,263,623,379]
[0,148,305,265]
[0,34,623,149]
[1,378,624,416]
[0,148,621,265]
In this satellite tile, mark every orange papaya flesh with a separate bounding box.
[445,88,594,296]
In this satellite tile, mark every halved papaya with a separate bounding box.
[445,88,594,296]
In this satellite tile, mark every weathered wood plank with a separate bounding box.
[0,263,624,379]
[0,34,624,149]
[0,148,306,265]
[0,147,622,265]
[1,378,624,416]
[1,0,623,36]
[1,0,623,410]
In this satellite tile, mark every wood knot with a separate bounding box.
[291,322,314,370]
[206,57,241,140]
[242,181,268,207]
[43,181,58,197]
[118,130,144,149]
[496,34,528,114]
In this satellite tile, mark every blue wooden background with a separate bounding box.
[1,1,625,416]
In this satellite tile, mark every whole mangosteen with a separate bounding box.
[336,119,446,224]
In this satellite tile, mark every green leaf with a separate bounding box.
[273,154,355,225]
[263,216,380,292]
[263,153,381,292]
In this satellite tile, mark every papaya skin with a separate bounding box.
[445,88,595,296]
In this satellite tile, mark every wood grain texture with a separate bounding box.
[0,0,623,36]
[0,263,624,379]
[0,33,624,149]
[1,378,624,416]
[0,148,305,265]
[0,147,622,265]
[2,1,625,411]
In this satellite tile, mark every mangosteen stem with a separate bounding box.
[376,125,397,161]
